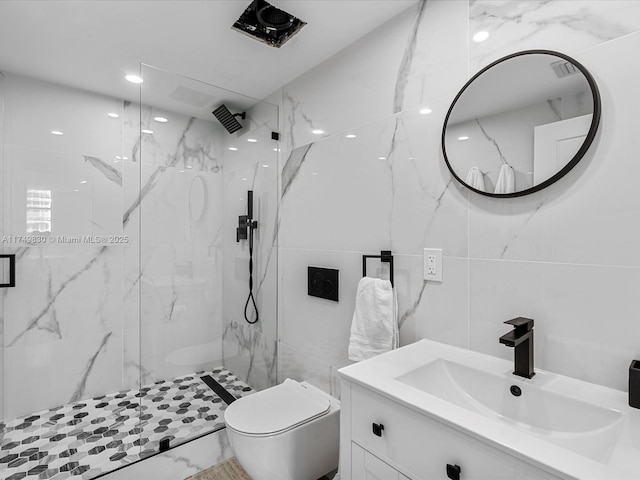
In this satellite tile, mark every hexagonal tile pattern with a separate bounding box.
[0,368,252,479]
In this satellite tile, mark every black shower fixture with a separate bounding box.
[232,0,306,48]
[212,104,246,134]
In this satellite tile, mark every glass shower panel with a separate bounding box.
[138,64,278,453]
[0,71,140,477]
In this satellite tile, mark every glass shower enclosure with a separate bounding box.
[0,64,278,478]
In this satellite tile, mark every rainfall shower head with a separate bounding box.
[212,104,246,134]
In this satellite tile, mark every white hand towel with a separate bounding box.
[348,277,398,362]
[465,167,485,191]
[494,164,515,194]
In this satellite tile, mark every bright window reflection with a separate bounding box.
[26,189,52,233]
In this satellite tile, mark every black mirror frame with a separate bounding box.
[441,50,601,198]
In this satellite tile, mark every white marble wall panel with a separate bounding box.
[469,0,640,73]
[275,1,640,394]
[221,98,279,390]
[2,145,123,240]
[278,0,468,152]
[222,322,277,392]
[4,248,123,418]
[279,97,468,257]
[3,74,123,158]
[278,249,363,371]
[469,259,640,391]
[278,342,332,395]
[468,32,640,267]
[278,249,469,395]
[123,104,225,173]
[102,428,233,480]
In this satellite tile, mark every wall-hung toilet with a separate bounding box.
[224,379,340,480]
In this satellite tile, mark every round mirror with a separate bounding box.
[442,50,600,197]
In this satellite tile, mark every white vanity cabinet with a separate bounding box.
[341,381,562,480]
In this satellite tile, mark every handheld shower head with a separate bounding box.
[212,104,246,134]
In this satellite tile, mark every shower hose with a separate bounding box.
[244,224,259,324]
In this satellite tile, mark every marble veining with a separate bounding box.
[281,143,313,199]
[82,156,123,187]
[398,279,428,329]
[498,199,546,259]
[393,0,428,113]
[70,332,113,403]
[469,0,640,71]
[7,246,108,347]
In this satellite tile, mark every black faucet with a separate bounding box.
[499,317,535,379]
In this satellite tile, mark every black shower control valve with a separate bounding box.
[372,423,384,437]
[446,464,461,480]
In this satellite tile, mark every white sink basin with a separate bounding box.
[338,339,640,479]
[395,358,623,461]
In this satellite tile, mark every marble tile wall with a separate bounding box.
[1,74,129,418]
[0,71,239,421]
[273,0,640,394]
[220,99,280,391]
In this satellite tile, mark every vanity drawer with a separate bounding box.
[352,442,410,480]
[351,384,515,479]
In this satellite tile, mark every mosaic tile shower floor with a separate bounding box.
[0,368,253,480]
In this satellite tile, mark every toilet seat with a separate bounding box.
[224,379,331,436]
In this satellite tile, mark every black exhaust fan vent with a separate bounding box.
[232,0,306,48]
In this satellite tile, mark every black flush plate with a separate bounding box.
[308,267,339,302]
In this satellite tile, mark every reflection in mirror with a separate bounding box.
[442,50,600,197]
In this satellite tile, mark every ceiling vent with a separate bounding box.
[232,0,306,48]
[551,59,579,78]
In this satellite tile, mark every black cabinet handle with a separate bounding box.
[446,464,461,480]
[372,423,384,437]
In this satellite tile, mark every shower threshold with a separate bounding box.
[0,367,253,480]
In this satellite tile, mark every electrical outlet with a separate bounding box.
[424,248,442,282]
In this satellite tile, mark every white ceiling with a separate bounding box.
[0,0,418,105]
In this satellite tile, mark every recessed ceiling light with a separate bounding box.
[122,156,128,160]
[247,138,258,143]
[419,108,433,115]
[141,129,154,134]
[273,148,280,152]
[229,147,238,151]
[241,178,247,181]
[74,189,79,192]
[458,136,469,141]
[312,129,325,135]
[262,164,269,168]
[80,180,87,184]
[153,116,168,123]
[51,130,64,136]
[108,112,120,118]
[125,74,144,84]
[346,134,357,139]
[186,166,193,169]
[378,156,386,160]
[179,170,185,173]
[312,172,318,176]
[115,156,122,160]
[473,31,490,43]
